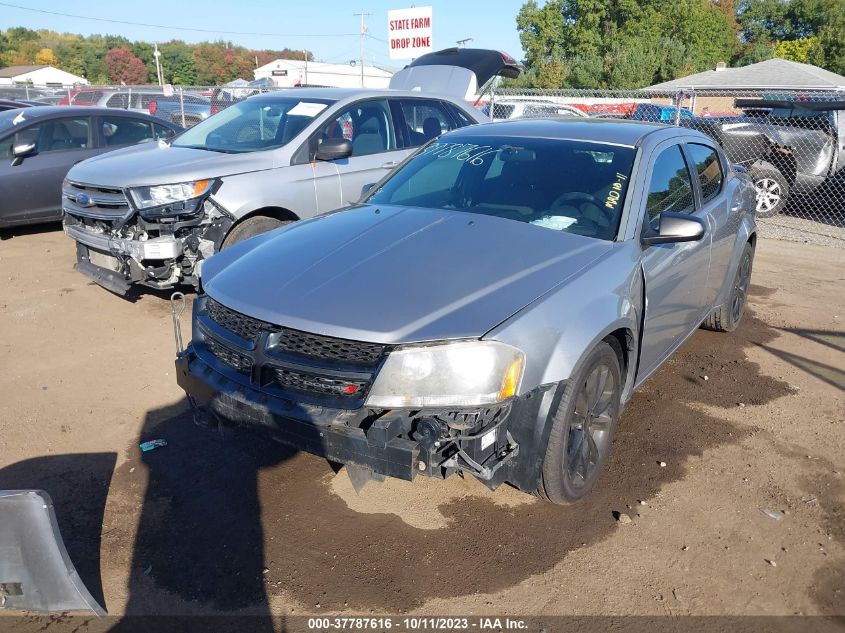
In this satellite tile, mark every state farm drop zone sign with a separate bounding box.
[388,6,433,59]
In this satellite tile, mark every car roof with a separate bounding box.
[0,106,179,126]
[445,117,676,146]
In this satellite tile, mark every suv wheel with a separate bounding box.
[222,216,289,249]
[750,165,789,218]
[536,340,622,504]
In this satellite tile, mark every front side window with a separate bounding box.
[314,99,395,157]
[101,116,154,146]
[399,99,455,147]
[173,97,335,153]
[17,117,91,154]
[366,135,636,241]
[646,145,695,221]
[686,143,723,203]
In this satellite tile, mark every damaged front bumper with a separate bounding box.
[62,181,232,295]
[176,345,555,490]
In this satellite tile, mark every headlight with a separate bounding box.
[130,179,213,210]
[365,341,524,408]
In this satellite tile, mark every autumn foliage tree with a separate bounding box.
[105,46,148,84]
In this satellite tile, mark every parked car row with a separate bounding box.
[2,49,759,506]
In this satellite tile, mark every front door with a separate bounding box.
[638,142,713,379]
[0,116,96,225]
[310,99,406,210]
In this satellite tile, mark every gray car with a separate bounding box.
[61,49,521,295]
[175,118,757,504]
[0,107,179,228]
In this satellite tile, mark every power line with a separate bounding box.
[0,1,360,38]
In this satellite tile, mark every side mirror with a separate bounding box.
[360,183,375,200]
[642,211,706,245]
[732,163,748,174]
[315,138,353,162]
[10,141,36,166]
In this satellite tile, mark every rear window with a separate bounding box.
[73,91,103,104]
[366,135,636,241]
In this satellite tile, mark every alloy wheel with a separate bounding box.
[755,178,781,214]
[565,363,617,489]
[731,249,752,324]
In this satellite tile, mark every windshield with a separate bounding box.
[366,135,636,240]
[172,97,335,153]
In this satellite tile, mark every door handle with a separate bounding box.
[381,161,399,169]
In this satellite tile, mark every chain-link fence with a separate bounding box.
[489,87,845,247]
[2,82,843,246]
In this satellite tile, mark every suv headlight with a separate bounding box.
[365,341,524,408]
[129,179,214,211]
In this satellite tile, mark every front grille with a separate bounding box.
[206,298,276,342]
[63,181,131,219]
[206,338,252,373]
[272,368,367,398]
[205,298,386,366]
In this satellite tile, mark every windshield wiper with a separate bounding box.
[173,144,245,154]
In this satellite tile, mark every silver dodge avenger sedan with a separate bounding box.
[176,118,757,504]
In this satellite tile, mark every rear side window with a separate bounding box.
[399,99,456,148]
[686,143,723,203]
[106,93,128,108]
[73,91,103,104]
[446,103,475,127]
[101,116,154,146]
[646,145,695,220]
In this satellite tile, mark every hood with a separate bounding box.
[67,142,276,187]
[202,205,611,344]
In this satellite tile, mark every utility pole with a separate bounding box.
[353,11,372,87]
[153,42,163,87]
[303,49,308,85]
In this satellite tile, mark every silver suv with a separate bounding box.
[62,49,521,294]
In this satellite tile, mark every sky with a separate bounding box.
[0,0,527,69]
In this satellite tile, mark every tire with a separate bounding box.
[221,216,289,249]
[702,242,754,333]
[750,165,789,218]
[536,340,623,505]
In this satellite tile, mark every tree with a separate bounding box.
[515,0,737,88]
[774,37,820,63]
[34,47,58,66]
[105,47,148,85]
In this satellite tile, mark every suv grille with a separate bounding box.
[205,298,386,366]
[63,181,131,219]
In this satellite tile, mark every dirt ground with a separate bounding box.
[0,225,842,623]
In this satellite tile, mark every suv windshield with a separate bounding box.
[366,135,636,240]
[172,97,335,153]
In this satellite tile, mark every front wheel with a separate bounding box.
[221,216,289,249]
[536,340,622,504]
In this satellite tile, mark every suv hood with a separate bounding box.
[201,205,610,344]
[66,142,275,187]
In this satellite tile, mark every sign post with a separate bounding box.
[387,6,433,60]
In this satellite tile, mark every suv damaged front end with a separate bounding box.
[176,295,558,490]
[62,178,233,295]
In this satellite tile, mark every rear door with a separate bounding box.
[0,115,97,224]
[637,142,713,379]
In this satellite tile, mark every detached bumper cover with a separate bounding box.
[0,490,105,615]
